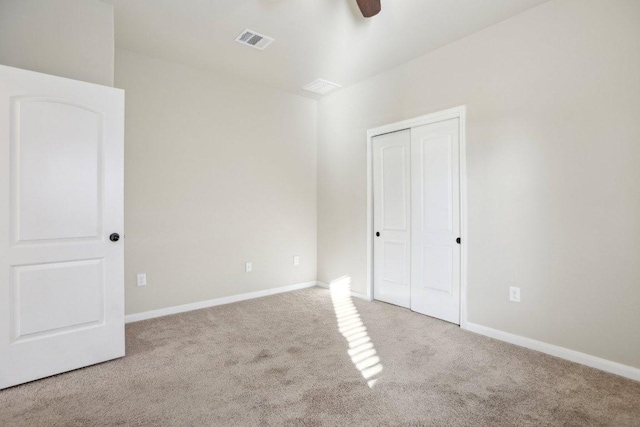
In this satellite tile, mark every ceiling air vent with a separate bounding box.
[302,79,342,96]
[235,29,274,50]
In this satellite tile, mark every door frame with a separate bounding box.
[366,105,468,327]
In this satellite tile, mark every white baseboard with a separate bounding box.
[316,281,372,301]
[125,280,638,382]
[125,281,317,324]
[463,321,640,382]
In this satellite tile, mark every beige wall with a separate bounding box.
[0,0,114,86]
[1,0,637,370]
[115,49,317,315]
[317,0,640,368]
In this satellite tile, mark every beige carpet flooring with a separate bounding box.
[1,286,639,426]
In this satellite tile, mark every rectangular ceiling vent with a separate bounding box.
[302,79,342,96]
[235,29,274,50]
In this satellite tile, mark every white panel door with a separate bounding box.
[410,119,461,324]
[373,130,411,308]
[0,65,125,389]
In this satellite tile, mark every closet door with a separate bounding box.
[372,130,411,308]
[410,119,461,324]
[0,65,125,389]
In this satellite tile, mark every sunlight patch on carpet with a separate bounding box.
[330,276,383,388]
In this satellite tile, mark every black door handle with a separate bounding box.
[456,237,461,244]
[110,233,120,242]
[376,231,380,237]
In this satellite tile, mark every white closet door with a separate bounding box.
[410,119,461,324]
[0,65,125,389]
[373,130,411,308]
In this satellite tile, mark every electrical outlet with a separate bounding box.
[245,262,252,272]
[509,286,521,302]
[293,255,300,266]
[137,273,147,287]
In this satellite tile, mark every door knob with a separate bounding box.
[109,233,120,242]
[376,231,380,237]
[456,237,461,244]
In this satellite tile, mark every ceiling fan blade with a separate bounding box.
[356,0,381,18]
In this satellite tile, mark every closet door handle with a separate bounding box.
[376,231,380,237]
[456,237,461,244]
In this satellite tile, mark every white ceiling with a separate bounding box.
[107,0,548,98]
